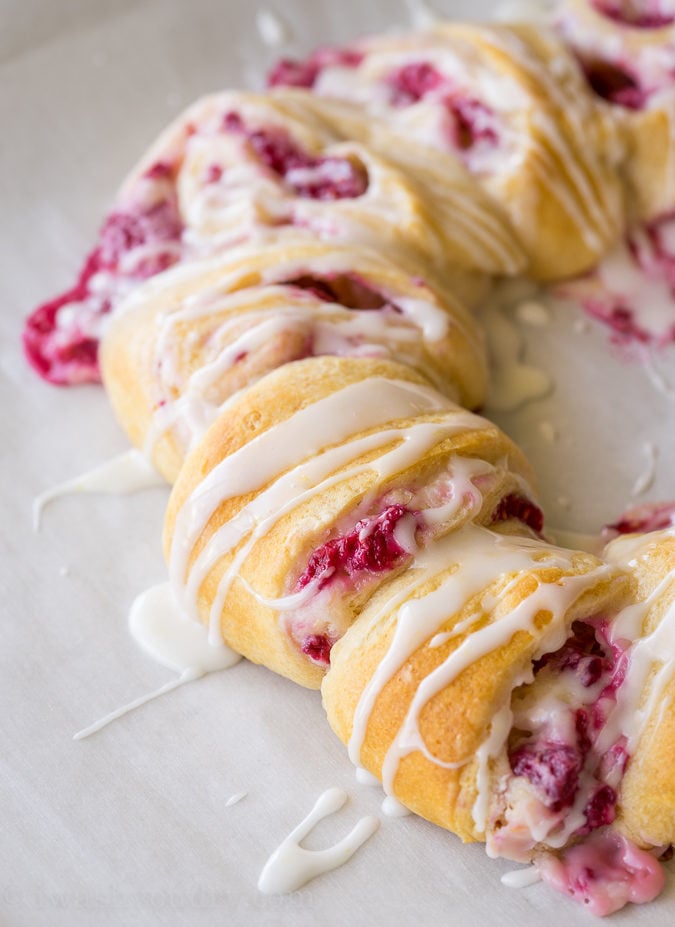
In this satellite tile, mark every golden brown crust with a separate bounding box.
[323,534,630,842]
[553,0,675,223]
[605,530,675,847]
[308,21,624,280]
[163,357,538,689]
[442,22,625,280]
[101,238,489,483]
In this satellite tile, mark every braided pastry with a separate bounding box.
[270,21,625,281]
[100,238,489,483]
[603,527,675,849]
[553,0,675,223]
[322,527,630,846]
[163,355,540,688]
[23,6,675,917]
[23,86,524,387]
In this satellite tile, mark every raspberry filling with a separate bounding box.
[222,113,368,200]
[492,620,630,861]
[580,57,647,109]
[537,830,666,916]
[388,61,446,104]
[301,634,335,664]
[387,62,500,155]
[591,0,675,29]
[297,504,415,594]
[293,504,417,667]
[267,46,363,89]
[23,163,183,385]
[559,215,675,348]
[605,500,675,535]
[290,482,542,667]
[490,493,544,536]
[285,273,390,310]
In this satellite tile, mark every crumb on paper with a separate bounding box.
[256,9,290,48]
[538,421,558,444]
[515,301,550,327]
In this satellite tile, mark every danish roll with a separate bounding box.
[323,521,675,913]
[23,85,523,386]
[322,528,631,845]
[602,527,675,849]
[166,89,523,295]
[22,160,183,386]
[100,237,489,483]
[554,0,675,222]
[163,356,541,689]
[270,23,625,280]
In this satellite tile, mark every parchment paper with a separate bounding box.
[1,1,674,924]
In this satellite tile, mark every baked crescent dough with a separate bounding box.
[100,237,489,483]
[163,356,541,689]
[554,0,675,222]
[123,88,521,301]
[271,22,624,280]
[603,527,675,848]
[322,525,631,847]
[24,84,523,386]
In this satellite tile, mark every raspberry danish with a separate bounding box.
[554,0,675,222]
[163,356,541,689]
[100,237,488,483]
[270,22,624,280]
[23,87,522,386]
[602,526,675,850]
[323,525,670,915]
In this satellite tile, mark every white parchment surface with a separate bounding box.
[1,1,674,924]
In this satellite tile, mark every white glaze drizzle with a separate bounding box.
[592,235,675,342]
[500,865,542,888]
[74,583,240,740]
[144,280,455,458]
[643,349,675,400]
[381,796,412,818]
[256,9,290,47]
[136,230,469,459]
[33,449,165,531]
[597,530,675,756]
[156,87,525,275]
[129,582,240,673]
[239,453,500,644]
[348,525,610,831]
[479,26,621,247]
[482,305,552,412]
[257,789,379,894]
[225,792,248,807]
[355,767,380,787]
[73,672,198,741]
[168,377,486,639]
[197,418,489,643]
